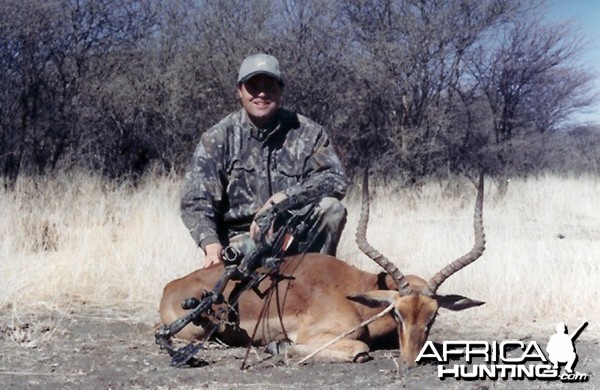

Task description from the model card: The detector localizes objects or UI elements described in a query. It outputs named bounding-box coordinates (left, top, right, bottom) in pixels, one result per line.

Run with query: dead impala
left=159, top=173, right=486, bottom=367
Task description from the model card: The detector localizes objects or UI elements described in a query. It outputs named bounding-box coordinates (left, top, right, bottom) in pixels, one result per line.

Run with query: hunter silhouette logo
left=546, top=321, right=588, bottom=374
left=416, top=320, right=589, bottom=382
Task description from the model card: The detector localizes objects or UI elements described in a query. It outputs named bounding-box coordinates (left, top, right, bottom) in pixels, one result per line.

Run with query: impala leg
left=290, top=333, right=371, bottom=363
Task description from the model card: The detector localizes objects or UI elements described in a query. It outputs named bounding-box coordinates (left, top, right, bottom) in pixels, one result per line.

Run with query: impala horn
left=355, top=168, right=413, bottom=295
left=424, top=173, right=486, bottom=296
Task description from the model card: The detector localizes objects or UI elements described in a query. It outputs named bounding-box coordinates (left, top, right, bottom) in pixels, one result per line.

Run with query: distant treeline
left=1, top=0, right=598, bottom=187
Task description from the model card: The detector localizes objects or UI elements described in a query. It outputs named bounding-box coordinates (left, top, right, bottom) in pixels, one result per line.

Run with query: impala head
left=351, top=170, right=486, bottom=368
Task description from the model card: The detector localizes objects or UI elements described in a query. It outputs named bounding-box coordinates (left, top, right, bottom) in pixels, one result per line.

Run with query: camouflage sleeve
left=284, top=128, right=348, bottom=201
left=180, top=130, right=224, bottom=251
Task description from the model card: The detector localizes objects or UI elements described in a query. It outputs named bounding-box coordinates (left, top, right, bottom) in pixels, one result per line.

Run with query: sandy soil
left=1, top=309, right=597, bottom=389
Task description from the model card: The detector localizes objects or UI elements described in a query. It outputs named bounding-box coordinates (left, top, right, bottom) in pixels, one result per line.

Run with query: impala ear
left=347, top=290, right=399, bottom=308
left=437, top=294, right=485, bottom=311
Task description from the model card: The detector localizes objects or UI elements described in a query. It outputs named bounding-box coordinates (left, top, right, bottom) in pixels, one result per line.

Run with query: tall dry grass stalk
left=1, top=172, right=598, bottom=338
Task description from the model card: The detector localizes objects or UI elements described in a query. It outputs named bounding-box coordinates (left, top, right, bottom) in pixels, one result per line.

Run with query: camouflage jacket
left=181, top=108, right=348, bottom=250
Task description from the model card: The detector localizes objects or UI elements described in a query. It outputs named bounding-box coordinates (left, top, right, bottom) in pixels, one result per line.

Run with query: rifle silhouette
left=569, top=321, right=588, bottom=341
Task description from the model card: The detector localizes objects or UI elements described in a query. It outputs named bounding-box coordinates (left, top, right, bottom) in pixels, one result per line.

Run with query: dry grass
left=1, top=172, right=598, bottom=339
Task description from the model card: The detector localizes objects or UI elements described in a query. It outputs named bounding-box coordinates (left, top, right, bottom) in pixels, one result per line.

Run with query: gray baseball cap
left=237, top=54, right=283, bottom=85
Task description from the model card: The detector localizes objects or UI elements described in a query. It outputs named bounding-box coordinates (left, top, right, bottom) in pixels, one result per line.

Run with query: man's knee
left=313, top=197, right=346, bottom=256
left=318, top=197, right=347, bottom=225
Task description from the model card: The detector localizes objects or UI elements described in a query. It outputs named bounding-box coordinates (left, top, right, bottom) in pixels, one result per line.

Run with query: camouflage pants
left=227, top=197, right=347, bottom=258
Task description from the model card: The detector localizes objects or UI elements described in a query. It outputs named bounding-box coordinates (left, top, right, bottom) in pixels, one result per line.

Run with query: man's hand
left=202, top=242, right=223, bottom=268
left=249, top=192, right=288, bottom=240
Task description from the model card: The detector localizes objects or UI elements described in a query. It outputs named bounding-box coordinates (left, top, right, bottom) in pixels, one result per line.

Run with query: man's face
left=238, top=74, right=282, bottom=127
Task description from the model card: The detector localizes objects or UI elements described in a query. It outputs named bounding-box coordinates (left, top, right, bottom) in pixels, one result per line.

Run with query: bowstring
left=239, top=204, right=323, bottom=369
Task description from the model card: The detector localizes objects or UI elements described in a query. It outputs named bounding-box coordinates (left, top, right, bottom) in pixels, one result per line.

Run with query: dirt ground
left=0, top=309, right=597, bottom=389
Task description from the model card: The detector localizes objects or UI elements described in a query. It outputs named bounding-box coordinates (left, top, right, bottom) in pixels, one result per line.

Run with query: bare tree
left=338, top=0, right=524, bottom=180
left=0, top=0, right=597, bottom=184
left=468, top=16, right=596, bottom=179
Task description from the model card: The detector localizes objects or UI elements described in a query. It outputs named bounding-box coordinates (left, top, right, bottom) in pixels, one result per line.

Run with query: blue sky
left=545, top=0, right=600, bottom=124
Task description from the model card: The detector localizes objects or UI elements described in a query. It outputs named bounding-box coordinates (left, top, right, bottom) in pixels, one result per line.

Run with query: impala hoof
left=265, top=339, right=293, bottom=355
left=353, top=351, right=372, bottom=363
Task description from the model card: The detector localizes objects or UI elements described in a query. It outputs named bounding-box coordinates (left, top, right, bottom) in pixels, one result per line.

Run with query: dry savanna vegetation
left=1, top=172, right=598, bottom=340
left=2, top=0, right=599, bottom=386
